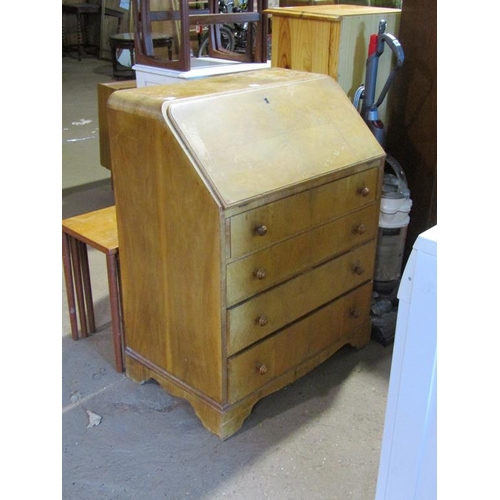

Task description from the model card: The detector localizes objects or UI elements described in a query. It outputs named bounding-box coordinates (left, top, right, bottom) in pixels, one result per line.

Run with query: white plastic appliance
left=375, top=225, right=437, bottom=500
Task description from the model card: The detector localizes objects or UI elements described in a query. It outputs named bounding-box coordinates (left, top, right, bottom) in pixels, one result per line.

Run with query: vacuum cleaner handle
left=378, top=32, right=404, bottom=68
left=372, top=32, right=405, bottom=109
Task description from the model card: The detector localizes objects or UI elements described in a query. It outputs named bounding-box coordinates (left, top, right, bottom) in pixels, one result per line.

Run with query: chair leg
left=62, top=234, right=79, bottom=341
left=106, top=253, right=124, bottom=372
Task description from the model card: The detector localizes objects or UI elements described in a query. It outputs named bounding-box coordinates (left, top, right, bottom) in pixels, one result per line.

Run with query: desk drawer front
left=227, top=240, right=375, bottom=355
left=226, top=204, right=378, bottom=307
left=227, top=282, right=372, bottom=403
left=229, top=167, right=379, bottom=259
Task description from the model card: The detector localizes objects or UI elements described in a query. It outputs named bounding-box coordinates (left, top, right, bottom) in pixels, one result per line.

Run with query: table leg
left=62, top=234, right=79, bottom=341
left=70, top=237, right=88, bottom=338
left=76, top=11, right=83, bottom=61
left=79, top=241, right=96, bottom=333
left=106, top=253, right=124, bottom=372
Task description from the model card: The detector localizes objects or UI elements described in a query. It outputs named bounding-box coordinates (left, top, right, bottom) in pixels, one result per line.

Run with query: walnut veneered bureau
left=108, top=68, right=386, bottom=439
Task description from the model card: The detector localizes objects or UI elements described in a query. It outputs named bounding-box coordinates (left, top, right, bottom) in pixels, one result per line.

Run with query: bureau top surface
left=109, top=68, right=385, bottom=207
left=265, top=4, right=401, bottom=20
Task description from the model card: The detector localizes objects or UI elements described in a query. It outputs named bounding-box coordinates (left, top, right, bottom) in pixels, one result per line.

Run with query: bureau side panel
left=108, top=103, right=224, bottom=403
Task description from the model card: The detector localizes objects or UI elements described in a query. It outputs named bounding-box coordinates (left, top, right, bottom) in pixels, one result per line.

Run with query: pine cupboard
left=266, top=4, right=401, bottom=124
left=108, top=68, right=385, bottom=439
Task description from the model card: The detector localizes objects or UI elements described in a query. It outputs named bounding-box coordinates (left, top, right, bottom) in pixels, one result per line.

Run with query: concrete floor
left=62, top=55, right=394, bottom=500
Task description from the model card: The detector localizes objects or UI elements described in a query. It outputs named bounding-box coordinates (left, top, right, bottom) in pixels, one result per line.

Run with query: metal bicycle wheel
left=197, top=25, right=235, bottom=57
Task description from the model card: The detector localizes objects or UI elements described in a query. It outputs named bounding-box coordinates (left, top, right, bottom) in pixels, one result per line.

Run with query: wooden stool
left=62, top=206, right=124, bottom=372
left=109, top=32, right=173, bottom=79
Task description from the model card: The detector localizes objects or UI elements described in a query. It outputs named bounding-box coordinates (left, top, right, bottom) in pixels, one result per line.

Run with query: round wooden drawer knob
left=354, top=224, right=366, bottom=235
left=257, top=315, right=268, bottom=327
left=257, top=363, right=268, bottom=375
left=358, top=186, right=370, bottom=197
left=353, top=265, right=365, bottom=275
left=350, top=308, right=361, bottom=319
left=256, top=225, right=268, bottom=236
left=254, top=268, right=267, bottom=280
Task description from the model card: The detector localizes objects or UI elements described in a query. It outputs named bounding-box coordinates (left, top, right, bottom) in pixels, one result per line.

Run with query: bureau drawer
left=227, top=282, right=373, bottom=403
left=229, top=167, right=379, bottom=259
left=227, top=240, right=376, bottom=355
left=226, top=204, right=378, bottom=307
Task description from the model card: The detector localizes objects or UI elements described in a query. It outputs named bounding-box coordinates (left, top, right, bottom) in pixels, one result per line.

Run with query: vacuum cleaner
left=353, top=20, right=412, bottom=346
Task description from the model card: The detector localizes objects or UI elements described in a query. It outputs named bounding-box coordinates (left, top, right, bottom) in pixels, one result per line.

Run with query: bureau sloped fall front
left=107, top=68, right=386, bottom=439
